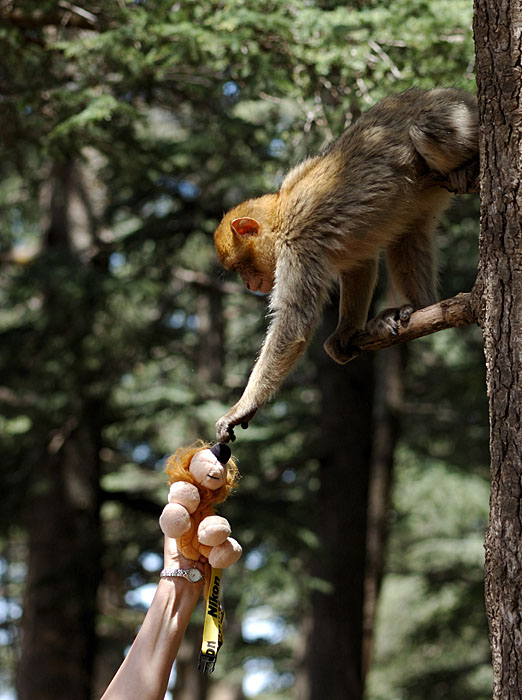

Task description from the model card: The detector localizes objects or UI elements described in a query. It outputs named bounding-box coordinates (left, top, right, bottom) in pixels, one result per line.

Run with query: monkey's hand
left=365, top=305, right=414, bottom=337
left=324, top=327, right=362, bottom=365
left=216, top=404, right=258, bottom=443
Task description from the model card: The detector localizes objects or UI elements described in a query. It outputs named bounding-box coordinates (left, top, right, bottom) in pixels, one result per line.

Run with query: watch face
left=187, top=568, right=203, bottom=583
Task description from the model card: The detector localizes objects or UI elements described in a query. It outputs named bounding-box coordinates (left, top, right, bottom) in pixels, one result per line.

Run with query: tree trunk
left=175, top=277, right=228, bottom=700
left=16, top=160, right=103, bottom=700
left=196, top=281, right=225, bottom=387
left=174, top=624, right=210, bottom=700
left=473, top=2, right=522, bottom=698
left=297, top=301, right=375, bottom=700
left=362, top=345, right=404, bottom=679
left=16, top=423, right=101, bottom=700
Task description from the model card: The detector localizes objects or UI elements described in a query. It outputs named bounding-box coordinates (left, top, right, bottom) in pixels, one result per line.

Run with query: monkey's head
left=214, top=194, right=278, bottom=294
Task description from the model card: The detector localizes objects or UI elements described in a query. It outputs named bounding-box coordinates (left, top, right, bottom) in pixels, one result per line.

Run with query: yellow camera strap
left=198, top=568, right=224, bottom=675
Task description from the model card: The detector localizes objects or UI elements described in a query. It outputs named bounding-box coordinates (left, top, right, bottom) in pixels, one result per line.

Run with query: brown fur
left=214, top=88, right=478, bottom=442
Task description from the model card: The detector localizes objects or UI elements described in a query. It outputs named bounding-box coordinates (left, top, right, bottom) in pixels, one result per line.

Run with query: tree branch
left=173, top=266, right=245, bottom=295
left=350, top=292, right=476, bottom=355
left=101, top=490, right=162, bottom=517
left=1, top=5, right=99, bottom=30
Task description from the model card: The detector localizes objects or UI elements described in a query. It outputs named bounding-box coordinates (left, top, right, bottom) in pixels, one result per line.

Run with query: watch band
left=160, top=567, right=203, bottom=583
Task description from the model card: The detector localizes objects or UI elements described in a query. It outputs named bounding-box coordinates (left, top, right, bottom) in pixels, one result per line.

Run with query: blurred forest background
left=0, top=1, right=490, bottom=699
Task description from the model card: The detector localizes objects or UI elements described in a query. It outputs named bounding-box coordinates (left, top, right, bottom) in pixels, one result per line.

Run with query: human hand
left=163, top=535, right=209, bottom=584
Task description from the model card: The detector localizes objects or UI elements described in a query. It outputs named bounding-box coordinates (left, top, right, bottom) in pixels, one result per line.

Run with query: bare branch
left=58, top=1, right=97, bottom=24
left=1, top=7, right=99, bottom=30
left=173, top=266, right=244, bottom=295
left=351, top=292, right=476, bottom=355
left=101, top=490, right=162, bottom=517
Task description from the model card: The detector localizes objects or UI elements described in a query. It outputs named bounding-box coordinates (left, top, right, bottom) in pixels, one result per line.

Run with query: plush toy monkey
left=159, top=442, right=242, bottom=568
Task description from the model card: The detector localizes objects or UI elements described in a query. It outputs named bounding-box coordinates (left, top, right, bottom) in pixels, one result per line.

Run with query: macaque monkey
left=214, top=87, right=478, bottom=442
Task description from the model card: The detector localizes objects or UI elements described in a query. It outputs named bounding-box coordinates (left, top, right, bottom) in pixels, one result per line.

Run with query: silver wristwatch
left=160, top=567, right=203, bottom=583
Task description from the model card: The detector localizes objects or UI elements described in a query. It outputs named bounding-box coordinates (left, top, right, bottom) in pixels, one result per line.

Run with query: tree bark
left=16, top=423, right=101, bottom=700
left=196, top=280, right=225, bottom=387
left=16, top=161, right=103, bottom=700
left=297, top=300, right=375, bottom=700
left=362, top=345, right=404, bottom=679
left=350, top=292, right=476, bottom=356
left=0, top=7, right=99, bottom=30
left=473, top=2, right=522, bottom=698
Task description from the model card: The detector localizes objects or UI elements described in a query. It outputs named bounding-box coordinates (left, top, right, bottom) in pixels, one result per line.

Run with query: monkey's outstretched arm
left=216, top=249, right=328, bottom=442
left=215, top=323, right=309, bottom=443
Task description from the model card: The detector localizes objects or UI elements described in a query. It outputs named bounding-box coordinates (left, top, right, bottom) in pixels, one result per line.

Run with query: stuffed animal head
left=189, top=444, right=231, bottom=490
left=165, top=441, right=239, bottom=508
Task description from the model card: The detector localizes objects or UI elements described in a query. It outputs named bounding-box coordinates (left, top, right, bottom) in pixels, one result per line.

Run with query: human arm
left=100, top=538, right=207, bottom=700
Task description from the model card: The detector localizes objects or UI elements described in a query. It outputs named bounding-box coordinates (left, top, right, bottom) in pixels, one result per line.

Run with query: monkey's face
left=238, top=261, right=274, bottom=294
left=214, top=196, right=278, bottom=295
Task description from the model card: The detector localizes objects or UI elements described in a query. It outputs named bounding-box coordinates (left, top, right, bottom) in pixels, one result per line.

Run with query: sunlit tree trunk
left=473, top=2, right=522, bottom=697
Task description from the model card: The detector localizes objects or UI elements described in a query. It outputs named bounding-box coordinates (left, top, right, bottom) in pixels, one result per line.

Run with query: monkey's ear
left=231, top=217, right=260, bottom=237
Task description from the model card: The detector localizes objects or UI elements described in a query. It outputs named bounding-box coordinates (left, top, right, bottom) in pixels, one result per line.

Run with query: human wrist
left=157, top=573, right=202, bottom=605
left=160, top=567, right=204, bottom=584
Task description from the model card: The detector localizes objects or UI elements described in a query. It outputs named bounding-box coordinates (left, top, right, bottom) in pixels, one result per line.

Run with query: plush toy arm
left=168, top=482, right=201, bottom=513
left=198, top=516, right=242, bottom=568
left=197, top=515, right=231, bottom=546
left=159, top=503, right=191, bottom=539
left=208, top=538, right=242, bottom=568
left=160, top=482, right=202, bottom=540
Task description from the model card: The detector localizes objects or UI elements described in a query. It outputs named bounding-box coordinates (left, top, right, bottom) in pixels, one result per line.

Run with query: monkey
left=213, top=87, right=478, bottom=442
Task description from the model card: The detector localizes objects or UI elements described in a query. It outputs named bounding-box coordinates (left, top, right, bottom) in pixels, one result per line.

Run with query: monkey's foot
left=365, top=305, right=413, bottom=338
left=446, top=161, right=479, bottom=194
left=431, top=159, right=479, bottom=194
left=324, top=329, right=361, bottom=365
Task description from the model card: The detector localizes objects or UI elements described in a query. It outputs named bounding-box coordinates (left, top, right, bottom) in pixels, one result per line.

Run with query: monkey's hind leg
left=366, top=214, right=441, bottom=338
left=324, top=258, right=378, bottom=364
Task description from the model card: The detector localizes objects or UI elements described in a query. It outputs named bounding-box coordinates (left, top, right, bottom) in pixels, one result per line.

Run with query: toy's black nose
left=210, top=442, right=231, bottom=464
